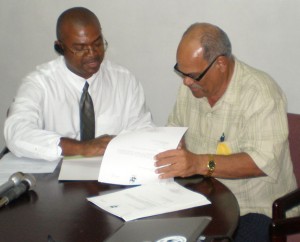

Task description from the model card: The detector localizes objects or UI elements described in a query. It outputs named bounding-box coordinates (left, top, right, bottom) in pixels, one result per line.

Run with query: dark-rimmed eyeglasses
left=174, top=55, right=224, bottom=82
left=60, top=36, right=108, bottom=57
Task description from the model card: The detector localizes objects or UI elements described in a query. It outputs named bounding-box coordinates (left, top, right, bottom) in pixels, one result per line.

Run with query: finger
left=96, top=134, right=111, bottom=140
left=157, top=170, right=178, bottom=179
left=154, top=157, right=176, bottom=167
left=155, top=149, right=180, bottom=160
left=102, top=136, right=115, bottom=143
left=155, top=163, right=173, bottom=174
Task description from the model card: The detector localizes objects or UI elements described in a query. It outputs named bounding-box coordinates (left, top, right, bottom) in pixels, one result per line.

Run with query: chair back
left=286, top=113, right=300, bottom=242
left=287, top=113, right=300, bottom=187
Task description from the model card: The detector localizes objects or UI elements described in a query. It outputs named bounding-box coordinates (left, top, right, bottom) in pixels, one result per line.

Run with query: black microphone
left=0, top=172, right=25, bottom=196
left=0, top=173, right=36, bottom=208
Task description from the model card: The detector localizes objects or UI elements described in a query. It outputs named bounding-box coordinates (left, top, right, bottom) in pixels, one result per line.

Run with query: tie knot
left=83, top=82, right=89, bottom=92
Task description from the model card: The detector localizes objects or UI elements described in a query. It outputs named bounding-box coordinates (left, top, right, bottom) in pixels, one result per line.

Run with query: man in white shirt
left=4, top=7, right=153, bottom=161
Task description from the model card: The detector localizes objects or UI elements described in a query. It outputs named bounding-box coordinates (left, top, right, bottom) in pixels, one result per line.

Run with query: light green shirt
left=168, top=58, right=298, bottom=217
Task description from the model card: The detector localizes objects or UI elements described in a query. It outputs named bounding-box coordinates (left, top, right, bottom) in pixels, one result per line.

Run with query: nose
left=86, top=46, right=97, bottom=55
left=183, top=76, right=195, bottom=87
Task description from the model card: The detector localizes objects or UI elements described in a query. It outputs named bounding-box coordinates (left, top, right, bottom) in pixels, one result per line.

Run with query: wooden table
left=0, top=165, right=239, bottom=242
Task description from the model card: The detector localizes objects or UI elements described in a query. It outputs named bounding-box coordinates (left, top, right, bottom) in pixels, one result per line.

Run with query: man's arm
left=154, top=149, right=265, bottom=179
left=123, top=75, right=153, bottom=129
left=59, top=135, right=114, bottom=157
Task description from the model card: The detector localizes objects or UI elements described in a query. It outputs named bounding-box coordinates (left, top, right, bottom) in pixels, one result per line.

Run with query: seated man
left=154, top=23, right=298, bottom=242
left=4, top=7, right=153, bottom=161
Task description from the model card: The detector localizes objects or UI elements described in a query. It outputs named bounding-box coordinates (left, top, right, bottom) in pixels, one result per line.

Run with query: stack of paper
left=0, top=152, right=60, bottom=185
left=58, top=156, right=102, bottom=181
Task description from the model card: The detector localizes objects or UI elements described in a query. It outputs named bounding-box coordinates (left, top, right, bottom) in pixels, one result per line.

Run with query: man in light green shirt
left=155, top=23, right=298, bottom=242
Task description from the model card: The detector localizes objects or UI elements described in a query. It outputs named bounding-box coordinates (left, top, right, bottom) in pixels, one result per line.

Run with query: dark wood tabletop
left=0, top=164, right=239, bottom=242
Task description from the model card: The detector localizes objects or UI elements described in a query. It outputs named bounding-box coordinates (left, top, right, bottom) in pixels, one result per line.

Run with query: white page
left=0, top=152, right=60, bottom=185
left=58, top=156, right=102, bottom=181
left=98, top=127, right=188, bottom=185
left=87, top=182, right=210, bottom=221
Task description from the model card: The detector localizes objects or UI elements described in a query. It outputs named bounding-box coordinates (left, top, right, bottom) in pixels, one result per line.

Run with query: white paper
left=58, top=156, right=102, bottom=181
left=0, top=152, right=60, bottom=185
left=87, top=182, right=210, bottom=221
left=98, top=127, right=188, bottom=185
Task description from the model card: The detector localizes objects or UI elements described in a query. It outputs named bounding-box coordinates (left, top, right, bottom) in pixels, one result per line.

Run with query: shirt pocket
left=216, top=139, right=241, bottom=155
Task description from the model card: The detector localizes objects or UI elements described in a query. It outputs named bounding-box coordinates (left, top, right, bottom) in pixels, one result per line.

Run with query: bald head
left=180, top=23, right=232, bottom=62
left=56, top=7, right=101, bottom=41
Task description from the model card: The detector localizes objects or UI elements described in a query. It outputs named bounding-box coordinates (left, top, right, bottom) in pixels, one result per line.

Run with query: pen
left=220, top=133, right=225, bottom=142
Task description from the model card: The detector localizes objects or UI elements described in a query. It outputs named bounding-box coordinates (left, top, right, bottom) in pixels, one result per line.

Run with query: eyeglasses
left=61, top=37, right=108, bottom=57
left=174, top=55, right=224, bottom=82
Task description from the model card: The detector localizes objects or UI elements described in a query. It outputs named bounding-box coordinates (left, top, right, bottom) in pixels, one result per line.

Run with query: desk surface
left=0, top=165, right=239, bottom=242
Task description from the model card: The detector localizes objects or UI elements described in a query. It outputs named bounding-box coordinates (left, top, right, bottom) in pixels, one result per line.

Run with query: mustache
left=83, top=56, right=101, bottom=64
left=190, top=83, right=202, bottom=89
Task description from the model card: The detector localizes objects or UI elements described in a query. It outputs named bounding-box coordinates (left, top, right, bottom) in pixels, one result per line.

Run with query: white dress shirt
left=4, top=57, right=153, bottom=161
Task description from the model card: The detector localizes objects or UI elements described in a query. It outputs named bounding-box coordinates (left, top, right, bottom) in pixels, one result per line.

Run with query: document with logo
left=87, top=182, right=211, bottom=221
left=98, top=127, right=188, bottom=185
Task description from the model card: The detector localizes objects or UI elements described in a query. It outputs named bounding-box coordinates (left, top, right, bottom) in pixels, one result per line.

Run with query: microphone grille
left=23, top=174, right=36, bottom=190
left=10, top=172, right=25, bottom=185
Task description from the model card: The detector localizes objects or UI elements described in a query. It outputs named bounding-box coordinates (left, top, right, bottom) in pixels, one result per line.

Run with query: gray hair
left=183, top=23, right=232, bottom=62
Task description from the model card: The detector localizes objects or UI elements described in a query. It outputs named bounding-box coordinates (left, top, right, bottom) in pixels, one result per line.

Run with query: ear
left=54, top=41, right=64, bottom=55
left=216, top=56, right=227, bottom=72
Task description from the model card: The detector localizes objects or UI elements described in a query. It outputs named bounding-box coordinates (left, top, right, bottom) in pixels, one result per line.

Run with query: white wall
left=1, top=0, right=300, bottom=149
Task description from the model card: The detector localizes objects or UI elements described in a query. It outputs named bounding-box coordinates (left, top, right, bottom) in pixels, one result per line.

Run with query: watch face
left=208, top=160, right=215, bottom=170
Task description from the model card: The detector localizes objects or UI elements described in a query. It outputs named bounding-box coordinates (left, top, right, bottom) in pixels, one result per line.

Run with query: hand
left=154, top=148, right=201, bottom=179
left=81, top=134, right=115, bottom=156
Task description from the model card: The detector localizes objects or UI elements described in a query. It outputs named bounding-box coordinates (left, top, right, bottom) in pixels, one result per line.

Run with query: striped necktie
left=80, top=82, right=95, bottom=141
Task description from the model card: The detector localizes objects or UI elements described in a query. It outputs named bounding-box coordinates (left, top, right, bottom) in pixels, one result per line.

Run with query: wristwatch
left=205, top=154, right=216, bottom=177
